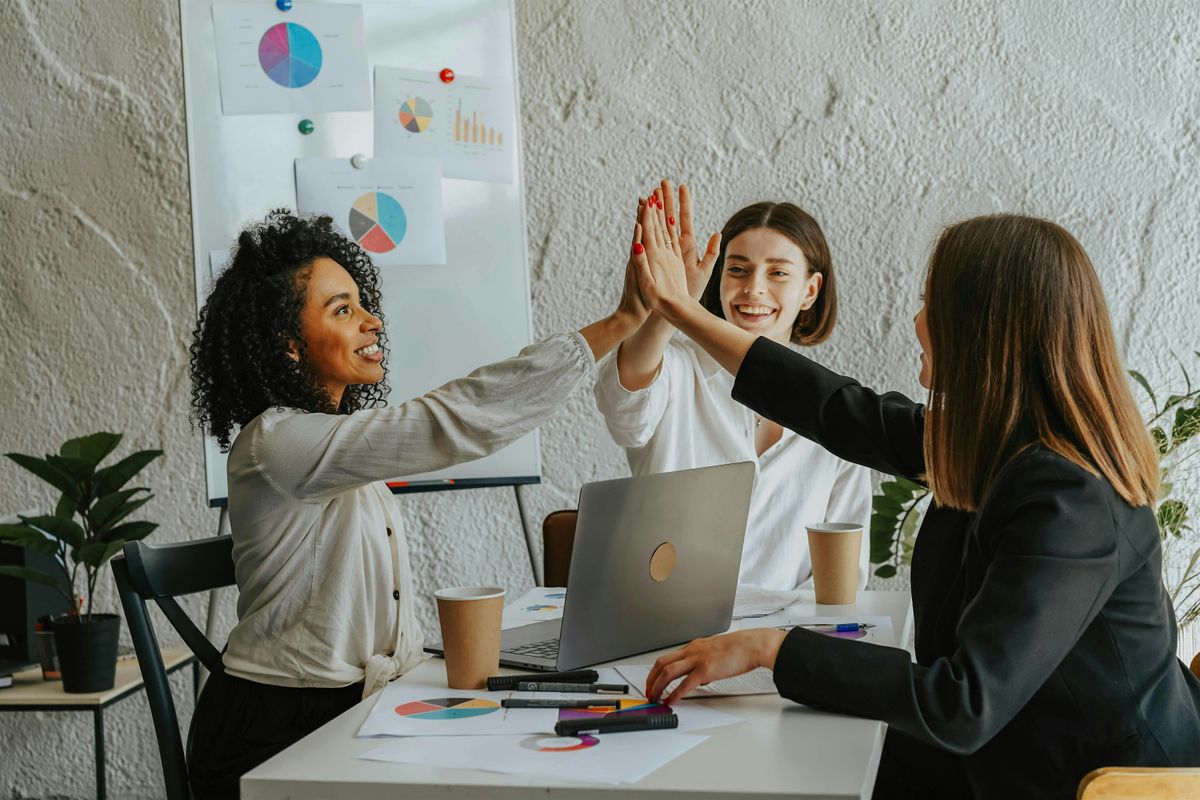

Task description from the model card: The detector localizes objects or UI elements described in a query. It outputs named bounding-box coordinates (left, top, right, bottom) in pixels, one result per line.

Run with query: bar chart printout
left=374, top=66, right=515, bottom=183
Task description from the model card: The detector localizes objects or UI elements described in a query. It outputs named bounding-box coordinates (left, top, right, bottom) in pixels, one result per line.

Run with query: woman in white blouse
left=595, top=183, right=871, bottom=591
left=185, top=210, right=647, bottom=798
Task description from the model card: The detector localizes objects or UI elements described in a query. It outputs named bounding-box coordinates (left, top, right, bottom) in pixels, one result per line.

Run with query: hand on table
left=646, top=628, right=787, bottom=706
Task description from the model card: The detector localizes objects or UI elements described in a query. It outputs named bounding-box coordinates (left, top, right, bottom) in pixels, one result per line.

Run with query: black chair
left=111, top=536, right=235, bottom=800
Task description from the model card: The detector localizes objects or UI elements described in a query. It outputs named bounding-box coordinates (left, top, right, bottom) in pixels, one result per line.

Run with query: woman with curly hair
left=186, top=209, right=647, bottom=798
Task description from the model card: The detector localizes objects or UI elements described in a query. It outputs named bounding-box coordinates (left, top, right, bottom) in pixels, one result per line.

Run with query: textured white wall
left=2, top=0, right=1199, bottom=796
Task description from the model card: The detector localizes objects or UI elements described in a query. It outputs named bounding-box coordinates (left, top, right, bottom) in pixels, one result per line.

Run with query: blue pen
left=779, top=623, right=875, bottom=632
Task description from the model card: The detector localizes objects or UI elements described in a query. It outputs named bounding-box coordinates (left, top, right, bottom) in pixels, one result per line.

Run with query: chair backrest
left=541, top=510, right=577, bottom=588
left=1077, top=767, right=1200, bottom=799
left=111, top=536, right=235, bottom=800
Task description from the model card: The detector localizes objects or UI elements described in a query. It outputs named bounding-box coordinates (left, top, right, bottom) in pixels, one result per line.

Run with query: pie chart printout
left=349, top=192, right=408, bottom=253
left=258, top=23, right=323, bottom=88
left=399, top=97, right=434, bottom=133
left=393, top=697, right=500, bottom=720
left=520, top=734, right=601, bottom=753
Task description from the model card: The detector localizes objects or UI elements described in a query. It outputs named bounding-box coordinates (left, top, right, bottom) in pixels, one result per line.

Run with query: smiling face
left=296, top=256, right=384, bottom=407
left=719, top=228, right=823, bottom=344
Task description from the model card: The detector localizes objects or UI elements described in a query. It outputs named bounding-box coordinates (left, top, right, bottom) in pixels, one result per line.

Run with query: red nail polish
left=668, top=216, right=675, bottom=225
left=634, top=243, right=644, bottom=254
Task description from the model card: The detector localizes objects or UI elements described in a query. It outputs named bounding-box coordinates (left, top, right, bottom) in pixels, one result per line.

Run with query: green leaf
left=4, top=453, right=79, bottom=497
left=873, top=564, right=897, bottom=579
left=59, top=432, right=122, bottom=470
left=72, top=540, right=126, bottom=568
left=871, top=495, right=904, bottom=519
left=1152, top=426, right=1170, bottom=455
left=1158, top=499, right=1189, bottom=539
left=1165, top=395, right=1187, bottom=412
left=1172, top=407, right=1200, bottom=447
left=894, top=476, right=927, bottom=493
left=0, top=565, right=63, bottom=590
left=98, top=520, right=157, bottom=545
left=45, top=454, right=94, bottom=484
left=0, top=524, right=59, bottom=557
left=881, top=481, right=916, bottom=504
left=94, top=449, right=162, bottom=497
left=17, top=515, right=85, bottom=547
left=54, top=492, right=77, bottom=520
left=1129, top=370, right=1157, bottom=409
left=87, top=490, right=151, bottom=536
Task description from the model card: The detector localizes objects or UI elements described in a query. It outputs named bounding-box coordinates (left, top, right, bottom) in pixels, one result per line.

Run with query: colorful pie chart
left=258, top=22, right=322, bottom=88
left=399, top=97, right=434, bottom=133
left=520, top=734, right=600, bottom=753
left=394, top=697, right=500, bottom=720
left=349, top=192, right=407, bottom=253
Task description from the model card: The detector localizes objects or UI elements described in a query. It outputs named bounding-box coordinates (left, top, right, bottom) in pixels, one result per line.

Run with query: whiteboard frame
left=179, top=0, right=540, bottom=506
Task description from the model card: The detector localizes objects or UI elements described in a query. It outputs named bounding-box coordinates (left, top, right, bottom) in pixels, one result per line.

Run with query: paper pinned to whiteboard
left=295, top=156, right=446, bottom=267
left=374, top=66, right=515, bottom=183
left=211, top=4, right=371, bottom=115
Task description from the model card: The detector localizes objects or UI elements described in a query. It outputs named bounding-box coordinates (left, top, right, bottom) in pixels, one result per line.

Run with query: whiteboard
left=180, top=0, right=538, bottom=505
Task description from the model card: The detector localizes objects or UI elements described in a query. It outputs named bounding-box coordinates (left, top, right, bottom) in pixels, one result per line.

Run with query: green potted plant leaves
left=0, top=432, right=162, bottom=692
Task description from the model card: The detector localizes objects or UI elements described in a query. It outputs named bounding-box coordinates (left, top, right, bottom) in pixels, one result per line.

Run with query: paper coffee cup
left=434, top=586, right=505, bottom=689
left=807, top=523, right=862, bottom=605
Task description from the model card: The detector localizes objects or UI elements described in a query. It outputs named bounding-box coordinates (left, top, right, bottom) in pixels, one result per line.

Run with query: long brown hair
left=923, top=214, right=1158, bottom=511
left=700, top=202, right=837, bottom=345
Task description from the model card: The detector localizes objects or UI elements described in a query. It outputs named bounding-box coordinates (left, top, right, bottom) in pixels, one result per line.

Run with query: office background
left=2, top=1, right=1199, bottom=796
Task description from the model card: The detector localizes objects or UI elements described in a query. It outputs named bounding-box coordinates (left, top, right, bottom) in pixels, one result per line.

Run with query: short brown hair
left=700, top=202, right=837, bottom=346
left=923, top=214, right=1158, bottom=511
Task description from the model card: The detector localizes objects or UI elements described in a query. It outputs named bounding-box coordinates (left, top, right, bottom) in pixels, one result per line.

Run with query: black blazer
left=732, top=337, right=1200, bottom=799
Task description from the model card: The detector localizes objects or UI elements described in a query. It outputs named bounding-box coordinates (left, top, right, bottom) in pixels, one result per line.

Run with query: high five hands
left=628, top=180, right=721, bottom=323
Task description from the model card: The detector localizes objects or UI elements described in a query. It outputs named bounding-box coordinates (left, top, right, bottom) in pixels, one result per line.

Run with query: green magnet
left=298, top=119, right=314, bottom=135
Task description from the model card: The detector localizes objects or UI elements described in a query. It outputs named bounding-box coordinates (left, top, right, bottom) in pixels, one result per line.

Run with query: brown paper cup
left=807, top=523, right=863, bottom=605
left=434, top=586, right=505, bottom=689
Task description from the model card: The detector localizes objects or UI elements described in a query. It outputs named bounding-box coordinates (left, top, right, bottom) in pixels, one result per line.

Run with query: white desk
left=243, top=590, right=912, bottom=800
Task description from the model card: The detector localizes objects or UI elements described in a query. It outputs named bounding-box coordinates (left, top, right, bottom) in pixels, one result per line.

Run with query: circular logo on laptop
left=649, top=542, right=677, bottom=582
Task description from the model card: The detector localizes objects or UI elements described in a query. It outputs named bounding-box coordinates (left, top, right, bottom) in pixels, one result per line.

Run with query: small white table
left=243, top=590, right=912, bottom=799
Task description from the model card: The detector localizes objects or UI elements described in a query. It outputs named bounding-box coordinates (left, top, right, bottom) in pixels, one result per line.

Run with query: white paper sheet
left=732, top=584, right=806, bottom=619
left=211, top=4, right=371, bottom=115
left=502, top=586, right=567, bottom=629
left=295, top=157, right=446, bottom=266
left=357, top=681, right=556, bottom=738
left=358, top=731, right=707, bottom=785
left=374, top=67, right=515, bottom=183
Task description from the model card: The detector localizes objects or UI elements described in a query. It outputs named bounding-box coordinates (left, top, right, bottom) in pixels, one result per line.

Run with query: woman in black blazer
left=631, top=198, right=1200, bottom=798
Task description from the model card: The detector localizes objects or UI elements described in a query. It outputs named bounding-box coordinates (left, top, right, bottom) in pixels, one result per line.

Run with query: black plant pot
left=51, top=613, right=121, bottom=693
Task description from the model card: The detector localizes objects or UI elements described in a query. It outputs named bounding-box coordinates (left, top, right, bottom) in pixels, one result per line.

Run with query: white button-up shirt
left=222, top=333, right=595, bottom=695
left=594, top=336, right=872, bottom=591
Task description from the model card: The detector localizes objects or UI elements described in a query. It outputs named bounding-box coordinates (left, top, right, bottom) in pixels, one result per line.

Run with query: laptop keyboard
left=504, top=638, right=559, bottom=658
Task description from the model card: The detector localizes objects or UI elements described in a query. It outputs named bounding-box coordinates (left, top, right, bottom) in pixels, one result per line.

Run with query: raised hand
left=660, top=180, right=721, bottom=301
left=615, top=202, right=650, bottom=326
left=632, top=188, right=693, bottom=320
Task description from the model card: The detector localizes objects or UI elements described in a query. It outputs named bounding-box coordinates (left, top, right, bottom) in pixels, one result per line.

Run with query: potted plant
left=0, top=432, right=162, bottom=692
left=869, top=358, right=1200, bottom=626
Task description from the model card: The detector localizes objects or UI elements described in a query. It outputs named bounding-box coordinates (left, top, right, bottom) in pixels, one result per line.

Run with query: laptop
left=425, top=462, right=755, bottom=671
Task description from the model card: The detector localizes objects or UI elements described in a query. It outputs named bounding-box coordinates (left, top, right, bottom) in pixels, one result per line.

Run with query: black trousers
left=187, top=669, right=363, bottom=799
left=873, top=727, right=974, bottom=799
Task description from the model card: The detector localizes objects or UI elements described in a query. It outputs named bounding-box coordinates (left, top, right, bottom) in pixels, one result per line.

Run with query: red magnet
left=439, top=68, right=455, bottom=83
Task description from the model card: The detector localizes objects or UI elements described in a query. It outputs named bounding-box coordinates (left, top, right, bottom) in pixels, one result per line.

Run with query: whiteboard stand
left=513, top=484, right=542, bottom=587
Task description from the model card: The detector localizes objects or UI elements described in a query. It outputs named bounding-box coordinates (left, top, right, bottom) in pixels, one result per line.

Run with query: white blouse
left=222, top=332, right=596, bottom=697
left=594, top=336, right=872, bottom=591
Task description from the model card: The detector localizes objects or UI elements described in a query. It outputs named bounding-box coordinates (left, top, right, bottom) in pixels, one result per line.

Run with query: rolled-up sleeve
left=257, top=332, right=596, bottom=500
left=592, top=347, right=672, bottom=449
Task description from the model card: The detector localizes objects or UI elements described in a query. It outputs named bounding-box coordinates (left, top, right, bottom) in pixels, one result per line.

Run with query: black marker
left=517, top=681, right=628, bottom=694
left=555, top=713, right=678, bottom=736
left=502, top=698, right=620, bottom=709
left=486, top=669, right=599, bottom=691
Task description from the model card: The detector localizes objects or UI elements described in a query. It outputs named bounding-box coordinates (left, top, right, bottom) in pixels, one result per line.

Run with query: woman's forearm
left=662, top=299, right=758, bottom=377
left=578, top=311, right=642, bottom=361
left=616, top=313, right=676, bottom=390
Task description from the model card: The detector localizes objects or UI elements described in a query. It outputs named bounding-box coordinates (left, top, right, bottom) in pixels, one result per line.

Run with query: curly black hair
left=189, top=210, right=389, bottom=451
